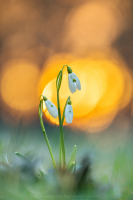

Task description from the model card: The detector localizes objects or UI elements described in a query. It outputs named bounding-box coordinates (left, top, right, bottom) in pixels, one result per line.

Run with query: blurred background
left=0, top=0, right=133, bottom=198
left=0, top=0, right=133, bottom=132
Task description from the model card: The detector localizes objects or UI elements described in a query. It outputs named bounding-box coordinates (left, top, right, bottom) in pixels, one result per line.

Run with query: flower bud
left=67, top=66, right=72, bottom=74
left=67, top=99, right=72, bottom=105
left=39, top=99, right=43, bottom=118
left=43, top=96, right=48, bottom=101
left=56, top=70, right=62, bottom=90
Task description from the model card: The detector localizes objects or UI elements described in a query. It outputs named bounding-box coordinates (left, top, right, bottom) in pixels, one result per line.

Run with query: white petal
left=68, top=74, right=76, bottom=94
left=70, top=72, right=75, bottom=80
left=65, top=105, right=73, bottom=124
left=72, top=73, right=81, bottom=90
left=75, top=76, right=81, bottom=90
left=45, top=100, right=58, bottom=118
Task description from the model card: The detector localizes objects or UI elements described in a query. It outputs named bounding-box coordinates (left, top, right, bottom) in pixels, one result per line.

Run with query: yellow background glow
left=39, top=53, right=132, bottom=132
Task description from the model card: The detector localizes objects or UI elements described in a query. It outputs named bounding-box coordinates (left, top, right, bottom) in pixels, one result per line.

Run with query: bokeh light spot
left=1, top=60, right=40, bottom=112
left=65, top=1, right=126, bottom=51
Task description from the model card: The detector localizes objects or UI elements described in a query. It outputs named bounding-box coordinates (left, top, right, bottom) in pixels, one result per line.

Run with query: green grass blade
left=67, top=145, right=77, bottom=170
left=15, top=152, right=31, bottom=163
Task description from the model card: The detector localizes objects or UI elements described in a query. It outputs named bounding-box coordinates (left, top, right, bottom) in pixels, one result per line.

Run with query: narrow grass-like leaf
left=67, top=145, right=77, bottom=170
left=15, top=152, right=31, bottom=163
left=69, top=161, right=76, bottom=172
left=74, top=160, right=76, bottom=172
left=37, top=169, right=45, bottom=178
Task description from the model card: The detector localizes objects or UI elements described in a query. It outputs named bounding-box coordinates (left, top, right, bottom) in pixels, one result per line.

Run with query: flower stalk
left=57, top=89, right=66, bottom=168
left=39, top=100, right=57, bottom=170
left=39, top=65, right=81, bottom=171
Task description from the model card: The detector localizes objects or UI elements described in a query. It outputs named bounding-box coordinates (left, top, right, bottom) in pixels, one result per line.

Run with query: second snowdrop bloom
left=43, top=96, right=58, bottom=118
left=65, top=103, right=73, bottom=124
left=67, top=66, right=81, bottom=94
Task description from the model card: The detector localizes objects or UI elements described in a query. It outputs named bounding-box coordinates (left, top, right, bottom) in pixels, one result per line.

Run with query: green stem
left=62, top=65, right=68, bottom=70
left=57, top=89, right=65, bottom=168
left=39, top=115, right=56, bottom=170
left=56, top=65, right=68, bottom=168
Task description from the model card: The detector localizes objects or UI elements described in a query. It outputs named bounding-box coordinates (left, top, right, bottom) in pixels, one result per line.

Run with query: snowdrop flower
left=43, top=96, right=58, bottom=118
left=65, top=100, right=73, bottom=124
left=67, top=66, right=81, bottom=94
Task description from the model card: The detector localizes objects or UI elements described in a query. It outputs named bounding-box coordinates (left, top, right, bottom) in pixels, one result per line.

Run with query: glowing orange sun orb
left=39, top=53, right=132, bottom=132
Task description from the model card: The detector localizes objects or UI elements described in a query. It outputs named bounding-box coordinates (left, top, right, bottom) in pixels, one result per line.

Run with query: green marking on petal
left=73, top=79, right=76, bottom=82
left=69, top=110, right=71, bottom=113
left=51, top=105, right=53, bottom=107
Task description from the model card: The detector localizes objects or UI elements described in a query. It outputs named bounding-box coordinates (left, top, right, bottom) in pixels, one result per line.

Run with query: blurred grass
left=0, top=125, right=133, bottom=200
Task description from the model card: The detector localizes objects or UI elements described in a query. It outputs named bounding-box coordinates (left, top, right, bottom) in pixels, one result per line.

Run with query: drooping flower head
left=65, top=99, right=73, bottom=124
left=67, top=66, right=81, bottom=94
left=43, top=96, right=58, bottom=118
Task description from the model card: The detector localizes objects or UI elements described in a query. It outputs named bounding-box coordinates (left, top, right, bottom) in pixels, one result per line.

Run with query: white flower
left=45, top=100, right=58, bottom=118
left=68, top=72, right=81, bottom=94
left=65, top=104, right=73, bottom=124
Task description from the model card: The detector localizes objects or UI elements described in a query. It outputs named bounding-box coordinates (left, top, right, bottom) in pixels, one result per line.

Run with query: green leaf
left=69, top=161, right=76, bottom=172
left=67, top=145, right=77, bottom=170
left=37, top=169, right=44, bottom=178
left=61, top=96, right=70, bottom=124
left=56, top=70, right=62, bottom=90
left=39, top=99, right=43, bottom=118
left=15, top=152, right=31, bottom=163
